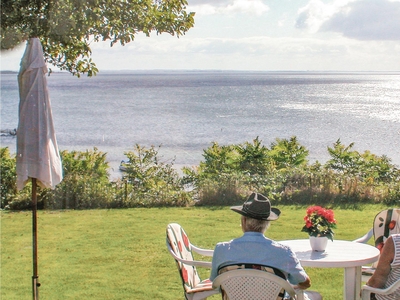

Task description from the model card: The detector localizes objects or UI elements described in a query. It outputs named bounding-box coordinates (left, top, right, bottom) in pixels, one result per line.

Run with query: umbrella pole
left=32, top=178, right=40, bottom=300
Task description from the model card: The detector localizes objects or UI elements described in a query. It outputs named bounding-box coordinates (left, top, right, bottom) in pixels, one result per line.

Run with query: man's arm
left=367, top=236, right=395, bottom=288
left=287, top=248, right=312, bottom=289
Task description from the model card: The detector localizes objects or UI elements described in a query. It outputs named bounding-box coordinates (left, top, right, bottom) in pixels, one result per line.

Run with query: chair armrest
left=166, top=240, right=212, bottom=268
left=361, top=279, right=400, bottom=299
left=191, top=244, right=214, bottom=257
left=361, top=286, right=373, bottom=300
left=294, top=288, right=304, bottom=300
left=353, top=228, right=373, bottom=243
left=362, top=266, right=376, bottom=275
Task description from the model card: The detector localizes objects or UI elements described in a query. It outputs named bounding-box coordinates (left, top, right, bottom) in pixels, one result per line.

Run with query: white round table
left=279, top=239, right=380, bottom=300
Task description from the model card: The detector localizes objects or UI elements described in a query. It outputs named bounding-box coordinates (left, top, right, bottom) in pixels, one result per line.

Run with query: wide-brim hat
left=231, top=192, right=281, bottom=221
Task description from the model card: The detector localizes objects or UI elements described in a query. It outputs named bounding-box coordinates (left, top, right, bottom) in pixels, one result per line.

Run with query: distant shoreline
left=2, top=69, right=400, bottom=75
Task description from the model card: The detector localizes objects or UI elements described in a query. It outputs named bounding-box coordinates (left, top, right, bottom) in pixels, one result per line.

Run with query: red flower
left=389, top=220, right=396, bottom=230
left=305, top=219, right=313, bottom=228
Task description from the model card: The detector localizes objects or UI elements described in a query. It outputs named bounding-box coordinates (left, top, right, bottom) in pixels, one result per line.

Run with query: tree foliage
left=120, top=144, right=191, bottom=206
left=1, top=0, right=195, bottom=76
left=269, top=136, right=309, bottom=170
left=235, top=136, right=271, bottom=175
left=198, top=142, right=238, bottom=178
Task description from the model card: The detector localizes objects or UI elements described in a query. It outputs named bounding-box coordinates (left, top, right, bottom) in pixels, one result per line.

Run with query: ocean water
left=1, top=71, right=400, bottom=179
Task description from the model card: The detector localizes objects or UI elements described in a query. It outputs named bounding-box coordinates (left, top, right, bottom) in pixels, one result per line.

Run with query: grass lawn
left=1, top=204, right=387, bottom=299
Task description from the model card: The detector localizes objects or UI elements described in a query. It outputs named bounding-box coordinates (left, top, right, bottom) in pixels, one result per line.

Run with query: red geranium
left=301, top=206, right=337, bottom=241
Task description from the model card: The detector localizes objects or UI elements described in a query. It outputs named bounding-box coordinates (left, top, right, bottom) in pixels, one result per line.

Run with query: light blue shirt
left=210, top=232, right=308, bottom=285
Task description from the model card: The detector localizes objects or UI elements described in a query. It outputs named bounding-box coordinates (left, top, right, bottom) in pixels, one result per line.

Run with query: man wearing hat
left=210, top=192, right=321, bottom=299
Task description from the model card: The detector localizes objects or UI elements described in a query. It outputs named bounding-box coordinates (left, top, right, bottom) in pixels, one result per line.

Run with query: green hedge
left=1, top=137, right=399, bottom=209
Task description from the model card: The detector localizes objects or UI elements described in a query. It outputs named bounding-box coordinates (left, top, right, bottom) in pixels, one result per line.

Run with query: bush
left=186, top=138, right=400, bottom=205
left=47, top=148, right=113, bottom=209
left=0, top=148, right=17, bottom=208
left=1, top=137, right=399, bottom=209
left=117, top=144, right=192, bottom=207
left=194, top=173, right=248, bottom=206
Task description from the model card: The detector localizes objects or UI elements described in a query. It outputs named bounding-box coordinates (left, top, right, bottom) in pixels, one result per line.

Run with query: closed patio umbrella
left=16, top=37, right=63, bottom=300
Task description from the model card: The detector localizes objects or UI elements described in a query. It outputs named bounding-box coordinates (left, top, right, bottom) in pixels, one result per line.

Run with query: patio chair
left=166, top=223, right=219, bottom=300
left=361, top=278, right=400, bottom=300
left=353, top=208, right=400, bottom=279
left=212, top=269, right=307, bottom=300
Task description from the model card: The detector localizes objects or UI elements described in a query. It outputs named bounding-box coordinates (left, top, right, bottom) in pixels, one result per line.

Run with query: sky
left=1, top=0, right=400, bottom=72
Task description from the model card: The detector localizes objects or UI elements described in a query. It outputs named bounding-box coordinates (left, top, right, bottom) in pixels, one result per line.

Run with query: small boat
left=119, top=160, right=131, bottom=172
left=0, top=128, right=17, bottom=136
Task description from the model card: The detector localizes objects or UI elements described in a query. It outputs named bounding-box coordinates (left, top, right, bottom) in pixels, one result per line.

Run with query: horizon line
left=2, top=69, right=400, bottom=74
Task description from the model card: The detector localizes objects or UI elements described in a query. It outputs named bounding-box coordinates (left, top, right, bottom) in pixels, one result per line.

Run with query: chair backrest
left=212, top=269, right=296, bottom=300
left=166, top=223, right=202, bottom=293
left=373, top=209, right=400, bottom=249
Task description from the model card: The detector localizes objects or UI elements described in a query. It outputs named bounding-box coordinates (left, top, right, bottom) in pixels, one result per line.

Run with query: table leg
left=344, top=266, right=362, bottom=300
left=355, top=266, right=362, bottom=300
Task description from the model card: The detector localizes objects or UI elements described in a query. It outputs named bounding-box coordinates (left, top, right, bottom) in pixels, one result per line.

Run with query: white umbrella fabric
left=16, top=37, right=63, bottom=300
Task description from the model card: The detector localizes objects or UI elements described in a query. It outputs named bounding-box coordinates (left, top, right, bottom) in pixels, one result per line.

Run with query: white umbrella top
left=16, top=38, right=63, bottom=191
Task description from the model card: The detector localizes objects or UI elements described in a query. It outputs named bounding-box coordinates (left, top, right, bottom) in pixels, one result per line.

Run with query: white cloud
left=296, top=0, right=400, bottom=40
left=321, top=0, right=400, bottom=40
left=87, top=34, right=400, bottom=71
left=3, top=32, right=398, bottom=72
left=295, top=0, right=356, bottom=33
left=188, top=0, right=269, bottom=16
left=188, top=0, right=230, bottom=5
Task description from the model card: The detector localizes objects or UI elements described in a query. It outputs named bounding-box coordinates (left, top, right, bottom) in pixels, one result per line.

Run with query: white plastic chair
left=166, top=223, right=219, bottom=300
left=354, top=209, right=400, bottom=246
left=212, top=269, right=307, bottom=300
left=353, top=208, right=400, bottom=280
left=361, top=278, right=400, bottom=299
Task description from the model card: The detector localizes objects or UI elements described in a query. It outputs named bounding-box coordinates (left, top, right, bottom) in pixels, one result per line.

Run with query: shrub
left=0, top=147, right=17, bottom=208
left=194, top=173, right=248, bottom=206
left=189, top=138, right=400, bottom=205
left=47, top=148, right=113, bottom=209
left=234, top=137, right=271, bottom=176
left=118, top=144, right=192, bottom=207
left=269, top=136, right=309, bottom=170
left=1, top=137, right=399, bottom=209
left=198, top=142, right=238, bottom=178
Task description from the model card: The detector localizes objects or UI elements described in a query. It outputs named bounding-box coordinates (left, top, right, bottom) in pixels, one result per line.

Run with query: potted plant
left=301, top=206, right=337, bottom=251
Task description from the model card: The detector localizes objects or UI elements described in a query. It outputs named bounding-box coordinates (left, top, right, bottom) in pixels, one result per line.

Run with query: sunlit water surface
left=2, top=71, right=399, bottom=179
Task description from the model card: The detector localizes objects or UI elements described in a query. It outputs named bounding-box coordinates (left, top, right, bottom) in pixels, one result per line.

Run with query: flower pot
left=309, top=236, right=329, bottom=252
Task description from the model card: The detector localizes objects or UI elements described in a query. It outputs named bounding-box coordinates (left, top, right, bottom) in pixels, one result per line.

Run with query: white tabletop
left=279, top=239, right=380, bottom=268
